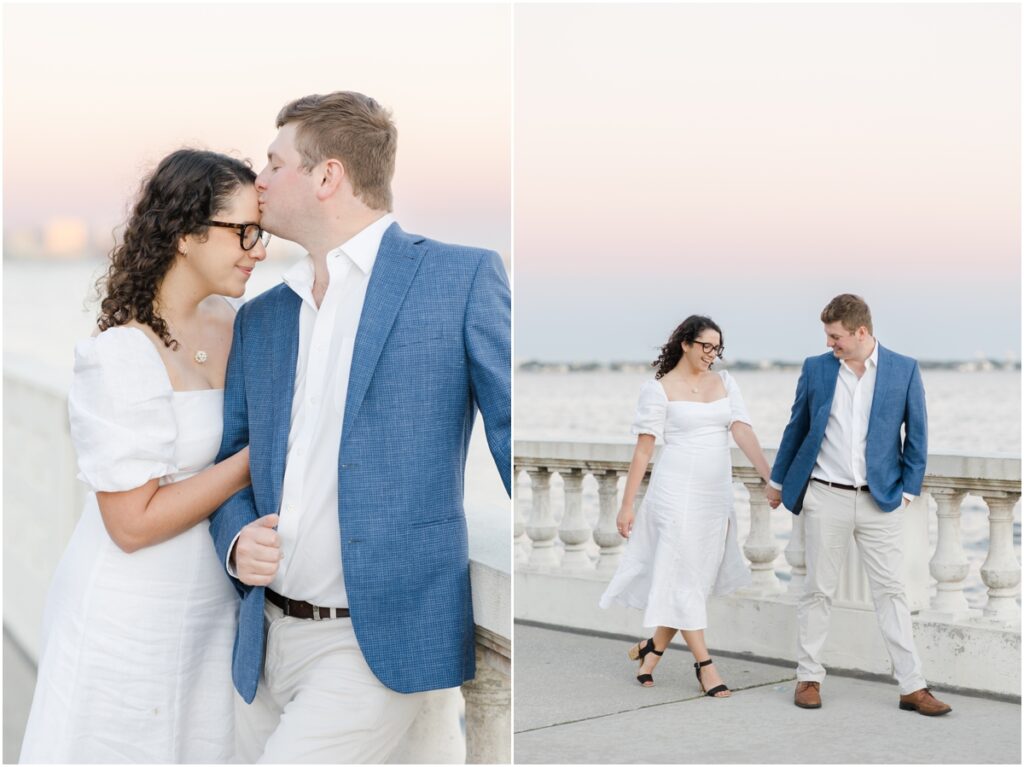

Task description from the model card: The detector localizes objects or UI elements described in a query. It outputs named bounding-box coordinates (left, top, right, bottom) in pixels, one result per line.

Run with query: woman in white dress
left=20, top=149, right=268, bottom=763
left=599, top=315, right=773, bottom=697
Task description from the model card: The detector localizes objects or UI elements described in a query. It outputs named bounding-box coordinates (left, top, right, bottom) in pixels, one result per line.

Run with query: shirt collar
left=838, top=338, right=879, bottom=375
left=866, top=339, right=879, bottom=369
left=282, top=213, right=395, bottom=293
left=326, top=213, right=395, bottom=275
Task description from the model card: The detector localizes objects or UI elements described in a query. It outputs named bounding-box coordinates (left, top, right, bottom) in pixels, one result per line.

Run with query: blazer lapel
left=817, top=354, right=841, bottom=426
left=867, top=342, right=889, bottom=432
left=342, top=223, right=425, bottom=443
left=270, top=289, right=301, bottom=509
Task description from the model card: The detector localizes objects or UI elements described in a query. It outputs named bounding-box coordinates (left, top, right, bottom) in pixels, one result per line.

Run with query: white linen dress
left=19, top=327, right=237, bottom=763
left=599, top=371, right=753, bottom=629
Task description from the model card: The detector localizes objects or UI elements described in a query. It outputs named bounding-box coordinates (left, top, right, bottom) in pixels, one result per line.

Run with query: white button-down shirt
left=258, top=214, right=393, bottom=607
left=770, top=341, right=914, bottom=502
left=812, top=341, right=879, bottom=488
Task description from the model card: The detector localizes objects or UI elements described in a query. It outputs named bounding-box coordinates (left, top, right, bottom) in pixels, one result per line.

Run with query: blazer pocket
left=408, top=515, right=463, bottom=529
left=393, top=335, right=444, bottom=349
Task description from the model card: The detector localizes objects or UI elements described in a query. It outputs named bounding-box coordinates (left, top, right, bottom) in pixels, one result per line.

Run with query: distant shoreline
left=517, top=360, right=1021, bottom=373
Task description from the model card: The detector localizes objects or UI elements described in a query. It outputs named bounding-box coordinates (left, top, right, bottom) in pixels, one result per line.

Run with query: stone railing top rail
left=514, top=439, right=1022, bottom=487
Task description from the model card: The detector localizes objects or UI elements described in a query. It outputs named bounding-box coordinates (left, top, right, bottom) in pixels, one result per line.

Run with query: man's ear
left=315, top=159, right=345, bottom=201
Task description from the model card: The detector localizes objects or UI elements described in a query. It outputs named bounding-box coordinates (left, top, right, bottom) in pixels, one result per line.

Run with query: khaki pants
left=235, top=601, right=428, bottom=763
left=797, top=481, right=927, bottom=695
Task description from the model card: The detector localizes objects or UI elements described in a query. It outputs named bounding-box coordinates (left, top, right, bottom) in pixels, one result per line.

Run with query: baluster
left=741, top=479, right=782, bottom=594
left=593, top=470, right=624, bottom=573
left=785, top=511, right=806, bottom=598
left=558, top=469, right=593, bottom=570
left=462, top=642, right=511, bottom=764
left=980, top=491, right=1022, bottom=622
left=926, top=487, right=972, bottom=618
left=513, top=466, right=530, bottom=564
left=525, top=467, right=559, bottom=569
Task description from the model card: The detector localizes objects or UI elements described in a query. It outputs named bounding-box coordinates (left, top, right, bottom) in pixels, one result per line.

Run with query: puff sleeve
left=631, top=379, right=667, bottom=441
left=68, top=327, right=178, bottom=492
left=721, top=370, right=752, bottom=427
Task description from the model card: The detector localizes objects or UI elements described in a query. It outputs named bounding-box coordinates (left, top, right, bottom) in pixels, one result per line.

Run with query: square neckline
left=656, top=375, right=728, bottom=405
left=103, top=326, right=225, bottom=395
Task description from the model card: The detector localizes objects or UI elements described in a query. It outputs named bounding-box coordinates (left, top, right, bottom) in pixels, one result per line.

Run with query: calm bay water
left=516, top=368, right=1021, bottom=454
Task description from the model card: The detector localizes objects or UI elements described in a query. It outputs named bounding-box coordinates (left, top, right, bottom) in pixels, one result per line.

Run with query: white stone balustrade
left=524, top=467, right=558, bottom=569
left=741, top=478, right=782, bottom=595
left=595, top=470, right=626, bottom=573
left=980, top=491, right=1022, bottom=623
left=558, top=469, right=591, bottom=570
left=515, top=439, right=1021, bottom=696
left=927, top=487, right=971, bottom=618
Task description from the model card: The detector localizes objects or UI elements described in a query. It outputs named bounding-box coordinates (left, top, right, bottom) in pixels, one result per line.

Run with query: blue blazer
left=770, top=344, right=927, bottom=515
left=210, top=223, right=511, bottom=702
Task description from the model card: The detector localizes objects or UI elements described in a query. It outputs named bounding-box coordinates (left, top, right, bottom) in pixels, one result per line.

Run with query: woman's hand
left=616, top=506, right=635, bottom=539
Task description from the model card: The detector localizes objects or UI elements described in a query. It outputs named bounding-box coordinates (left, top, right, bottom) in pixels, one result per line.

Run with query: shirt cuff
left=902, top=493, right=916, bottom=504
left=225, top=530, right=243, bottom=578
left=769, top=480, right=783, bottom=491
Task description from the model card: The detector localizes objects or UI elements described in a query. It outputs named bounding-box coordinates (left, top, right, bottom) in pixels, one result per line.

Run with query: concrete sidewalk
left=514, top=623, right=1022, bottom=764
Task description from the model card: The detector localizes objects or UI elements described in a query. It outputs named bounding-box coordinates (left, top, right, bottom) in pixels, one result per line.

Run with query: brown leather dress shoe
left=794, top=681, right=822, bottom=709
left=899, top=688, right=952, bottom=716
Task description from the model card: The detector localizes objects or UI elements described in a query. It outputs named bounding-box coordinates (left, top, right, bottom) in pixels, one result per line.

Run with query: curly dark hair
left=652, top=315, right=724, bottom=379
left=96, top=149, right=256, bottom=348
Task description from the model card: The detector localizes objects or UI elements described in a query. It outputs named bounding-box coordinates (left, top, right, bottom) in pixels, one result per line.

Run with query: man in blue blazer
left=209, top=92, right=511, bottom=761
left=767, top=294, right=950, bottom=716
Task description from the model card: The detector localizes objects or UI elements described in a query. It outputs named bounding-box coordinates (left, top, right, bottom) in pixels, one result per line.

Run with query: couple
left=600, top=296, right=951, bottom=716
left=20, top=91, right=511, bottom=763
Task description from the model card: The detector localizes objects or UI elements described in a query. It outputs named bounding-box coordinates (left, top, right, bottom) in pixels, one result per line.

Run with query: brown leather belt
left=812, top=478, right=870, bottom=493
left=266, top=589, right=350, bottom=620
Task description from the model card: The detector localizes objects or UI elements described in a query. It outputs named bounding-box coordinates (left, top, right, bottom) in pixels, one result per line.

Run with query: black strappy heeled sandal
left=628, top=637, right=664, bottom=686
left=694, top=658, right=730, bottom=698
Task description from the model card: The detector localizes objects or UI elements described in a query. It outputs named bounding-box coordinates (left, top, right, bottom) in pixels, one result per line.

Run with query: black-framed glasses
left=204, top=221, right=271, bottom=251
left=692, top=341, right=725, bottom=359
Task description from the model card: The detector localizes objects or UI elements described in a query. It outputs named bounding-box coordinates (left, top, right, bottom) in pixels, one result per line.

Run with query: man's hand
left=233, top=514, right=282, bottom=586
left=765, top=485, right=782, bottom=509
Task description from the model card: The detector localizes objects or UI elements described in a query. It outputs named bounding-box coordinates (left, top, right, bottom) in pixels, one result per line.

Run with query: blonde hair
left=277, top=91, right=397, bottom=210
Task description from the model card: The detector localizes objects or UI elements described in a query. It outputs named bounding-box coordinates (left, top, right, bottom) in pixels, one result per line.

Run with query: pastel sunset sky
left=4, top=3, right=510, bottom=259
left=515, top=3, right=1020, bottom=362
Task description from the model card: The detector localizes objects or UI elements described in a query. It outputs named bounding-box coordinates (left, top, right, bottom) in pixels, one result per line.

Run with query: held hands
left=233, top=514, right=282, bottom=586
left=616, top=506, right=635, bottom=539
left=765, top=484, right=782, bottom=509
